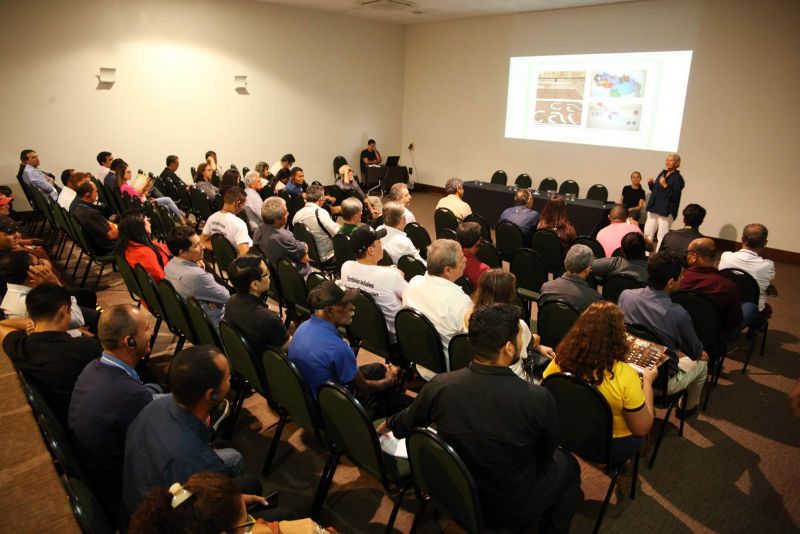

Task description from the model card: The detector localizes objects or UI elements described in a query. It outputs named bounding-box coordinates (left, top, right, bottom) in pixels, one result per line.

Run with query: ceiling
left=255, top=0, right=639, bottom=24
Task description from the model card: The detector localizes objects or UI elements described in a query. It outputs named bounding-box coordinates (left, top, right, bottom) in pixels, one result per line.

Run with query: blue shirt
left=122, top=395, right=225, bottom=518
left=499, top=206, right=540, bottom=245
left=164, top=257, right=230, bottom=304
left=288, top=316, right=357, bottom=398
left=284, top=181, right=304, bottom=197
left=22, top=164, right=57, bottom=201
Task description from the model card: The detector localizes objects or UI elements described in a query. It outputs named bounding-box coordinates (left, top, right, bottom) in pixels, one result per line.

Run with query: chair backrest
left=186, top=297, right=222, bottom=348
left=719, top=268, right=760, bottom=305
left=219, top=320, right=267, bottom=398
left=292, top=222, right=324, bottom=264
left=463, top=213, right=492, bottom=243
left=495, top=221, right=524, bottom=261
left=475, top=240, right=501, bottom=269
left=142, top=201, right=164, bottom=239
left=612, top=247, right=624, bottom=258
left=306, top=271, right=328, bottom=293
left=602, top=274, right=646, bottom=304
left=395, top=308, right=447, bottom=374
left=538, top=177, right=558, bottom=192
left=670, top=291, right=722, bottom=351
left=510, top=248, right=548, bottom=294
left=455, top=275, right=473, bottom=295
left=134, top=264, right=167, bottom=321
left=116, top=254, right=141, bottom=300
left=276, top=259, right=310, bottom=317
left=558, top=179, right=580, bottom=196
left=333, top=155, right=348, bottom=179
left=514, top=173, right=532, bottom=189
left=65, top=477, right=116, bottom=534
left=448, top=333, right=473, bottom=372
left=434, top=208, right=459, bottom=239
left=157, top=279, right=198, bottom=344
left=332, top=233, right=356, bottom=271
left=156, top=204, right=177, bottom=238
left=378, top=250, right=393, bottom=266
left=489, top=170, right=507, bottom=185
left=586, top=184, right=609, bottom=202
left=537, top=299, right=581, bottom=348
left=211, top=233, right=237, bottom=278
left=404, top=222, right=432, bottom=259
left=575, top=235, right=605, bottom=258
left=397, top=254, right=427, bottom=282
left=407, top=428, right=485, bottom=534
left=541, top=373, right=613, bottom=464
left=531, top=230, right=564, bottom=275
left=348, top=290, right=392, bottom=358
left=190, top=186, right=215, bottom=220
left=317, top=382, right=388, bottom=485
left=262, top=348, right=322, bottom=440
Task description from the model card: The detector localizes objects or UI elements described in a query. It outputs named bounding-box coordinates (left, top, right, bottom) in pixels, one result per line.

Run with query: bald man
left=594, top=204, right=650, bottom=257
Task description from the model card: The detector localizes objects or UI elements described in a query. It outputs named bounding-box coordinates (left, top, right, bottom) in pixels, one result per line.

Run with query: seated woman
left=255, top=161, right=274, bottom=199
left=113, top=159, right=187, bottom=224
left=335, top=164, right=382, bottom=219
left=219, top=168, right=241, bottom=198
left=537, top=194, right=577, bottom=253
left=119, top=208, right=171, bottom=282
left=472, top=269, right=555, bottom=381
left=273, top=167, right=290, bottom=193
left=194, top=162, right=219, bottom=201
left=620, top=171, right=646, bottom=222
left=543, top=301, right=657, bottom=462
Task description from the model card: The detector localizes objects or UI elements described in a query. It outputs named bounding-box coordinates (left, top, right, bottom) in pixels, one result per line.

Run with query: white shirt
left=57, top=187, right=77, bottom=210
left=292, top=203, right=340, bottom=260
left=1, top=283, right=84, bottom=337
left=202, top=211, right=253, bottom=249
left=436, top=194, right=472, bottom=222
left=274, top=181, right=286, bottom=193
left=718, top=248, right=775, bottom=310
left=380, top=225, right=425, bottom=266
left=402, top=273, right=473, bottom=380
left=509, top=319, right=534, bottom=381
left=340, top=261, right=407, bottom=338
left=403, top=207, right=417, bottom=225
left=244, top=188, right=263, bottom=232
left=97, top=166, right=110, bottom=179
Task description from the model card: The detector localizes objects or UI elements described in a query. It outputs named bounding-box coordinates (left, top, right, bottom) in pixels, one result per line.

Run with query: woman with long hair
left=219, top=168, right=242, bottom=198
left=543, top=301, right=657, bottom=462
left=194, top=162, right=219, bottom=200
left=536, top=194, right=577, bottom=252
left=471, top=269, right=555, bottom=380
left=119, top=208, right=171, bottom=282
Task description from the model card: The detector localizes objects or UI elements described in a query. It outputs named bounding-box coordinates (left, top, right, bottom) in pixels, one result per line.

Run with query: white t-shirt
left=718, top=249, right=775, bottom=310
left=292, top=203, right=340, bottom=260
left=403, top=207, right=417, bottom=225
left=202, top=211, right=253, bottom=249
left=57, top=187, right=77, bottom=210
left=340, top=261, right=407, bottom=338
left=380, top=225, right=425, bottom=266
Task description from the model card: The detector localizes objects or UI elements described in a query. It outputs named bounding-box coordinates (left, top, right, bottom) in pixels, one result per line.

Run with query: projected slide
left=505, top=51, right=692, bottom=151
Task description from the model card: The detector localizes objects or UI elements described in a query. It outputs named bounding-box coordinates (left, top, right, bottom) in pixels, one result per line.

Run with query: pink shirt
left=120, top=182, right=143, bottom=200
left=596, top=222, right=642, bottom=257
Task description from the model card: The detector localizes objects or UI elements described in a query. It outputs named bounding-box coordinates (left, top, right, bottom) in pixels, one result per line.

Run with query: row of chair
left=489, top=171, right=610, bottom=202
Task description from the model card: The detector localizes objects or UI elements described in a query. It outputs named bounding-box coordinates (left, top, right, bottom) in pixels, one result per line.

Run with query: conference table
left=461, top=180, right=614, bottom=237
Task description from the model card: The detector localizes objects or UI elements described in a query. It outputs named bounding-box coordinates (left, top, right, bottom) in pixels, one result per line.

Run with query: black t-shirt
left=621, top=185, right=646, bottom=210
left=360, top=148, right=377, bottom=175
left=3, top=330, right=102, bottom=427
left=73, top=200, right=117, bottom=254
left=222, top=293, right=289, bottom=357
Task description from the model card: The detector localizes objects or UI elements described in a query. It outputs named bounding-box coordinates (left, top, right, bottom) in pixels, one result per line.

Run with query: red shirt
left=463, top=249, right=490, bottom=290
left=124, top=241, right=171, bottom=283
left=680, top=265, right=743, bottom=330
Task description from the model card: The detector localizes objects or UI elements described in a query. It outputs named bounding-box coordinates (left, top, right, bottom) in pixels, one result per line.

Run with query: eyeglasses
left=230, top=514, right=256, bottom=533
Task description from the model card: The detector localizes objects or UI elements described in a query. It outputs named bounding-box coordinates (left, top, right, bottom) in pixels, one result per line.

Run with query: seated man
left=435, top=177, right=472, bottom=222
left=242, top=170, right=265, bottom=232
left=539, top=244, right=602, bottom=312
left=340, top=225, right=407, bottom=341
left=19, top=149, right=58, bottom=201
left=288, top=281, right=400, bottom=415
left=658, top=203, right=706, bottom=256
left=595, top=204, right=649, bottom=257
left=380, top=201, right=425, bottom=266
left=719, top=223, right=776, bottom=321
left=72, top=181, right=119, bottom=254
left=1, top=284, right=102, bottom=428
left=253, top=196, right=310, bottom=277
left=200, top=186, right=252, bottom=256
left=224, top=255, right=291, bottom=355
left=69, top=305, right=156, bottom=522
left=388, top=182, right=416, bottom=224
left=380, top=304, right=581, bottom=532
left=403, top=239, right=473, bottom=380
left=123, top=345, right=266, bottom=523
left=284, top=167, right=307, bottom=197
left=57, top=171, right=90, bottom=210
left=457, top=221, right=489, bottom=289
left=499, top=189, right=540, bottom=246
left=360, top=138, right=383, bottom=176
left=618, top=252, right=709, bottom=414
left=337, top=197, right=364, bottom=236
left=270, top=153, right=295, bottom=180
left=97, top=151, right=113, bottom=181
left=166, top=226, right=230, bottom=328
left=591, top=232, right=649, bottom=282
left=336, top=164, right=382, bottom=219
left=292, top=184, right=340, bottom=261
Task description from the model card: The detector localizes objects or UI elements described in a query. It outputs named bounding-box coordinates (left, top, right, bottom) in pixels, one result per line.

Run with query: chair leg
left=173, top=335, right=186, bottom=355
left=648, top=402, right=675, bottom=469
left=80, top=258, right=94, bottom=287
left=223, top=383, right=249, bottom=439
left=385, top=484, right=409, bottom=534
left=72, top=250, right=84, bottom=277
left=93, top=263, right=106, bottom=291
left=678, top=391, right=687, bottom=437
left=409, top=498, right=428, bottom=534
left=594, top=469, right=619, bottom=534
left=630, top=451, right=640, bottom=499
left=262, top=413, right=288, bottom=477
left=760, top=323, right=768, bottom=356
left=149, top=318, right=162, bottom=349
left=310, top=453, right=340, bottom=519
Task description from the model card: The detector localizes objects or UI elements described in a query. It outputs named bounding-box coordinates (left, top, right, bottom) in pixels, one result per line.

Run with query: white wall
left=0, top=0, right=405, bottom=195
left=401, top=0, right=800, bottom=252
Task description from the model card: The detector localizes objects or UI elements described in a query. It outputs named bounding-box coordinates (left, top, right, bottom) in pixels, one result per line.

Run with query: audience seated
left=658, top=203, right=706, bottom=256
left=288, top=281, right=401, bottom=416
left=537, top=194, right=577, bottom=253
left=388, top=182, right=415, bottom=224
left=242, top=170, right=265, bottom=232
left=205, top=150, right=222, bottom=182
left=113, top=159, right=186, bottom=223
left=97, top=151, right=113, bottom=181
left=618, top=252, right=709, bottom=414
left=201, top=186, right=252, bottom=256
left=379, top=201, right=425, bottom=265
left=19, top=149, right=58, bottom=201
left=253, top=196, right=310, bottom=277
left=1, top=284, right=102, bottom=428
left=120, top=208, right=171, bottom=282
left=270, top=154, right=295, bottom=182
left=591, top=232, right=649, bottom=282
left=159, top=154, right=183, bottom=189
left=620, top=171, right=646, bottom=221
left=435, top=177, right=472, bottom=222
left=69, top=304, right=157, bottom=522
left=284, top=167, right=307, bottom=197
left=596, top=204, right=649, bottom=257
left=104, top=157, right=122, bottom=192
left=402, top=239, right=473, bottom=380
left=544, top=301, right=657, bottom=462
left=194, top=162, right=219, bottom=200
left=219, top=168, right=242, bottom=198
left=273, top=167, right=290, bottom=194
left=336, top=164, right=382, bottom=219
left=718, top=223, right=776, bottom=321
left=57, top=171, right=90, bottom=211
left=224, top=255, right=290, bottom=354
left=337, top=197, right=364, bottom=235
left=340, top=225, right=407, bottom=341
left=499, top=188, right=540, bottom=246
left=380, top=304, right=581, bottom=533
left=72, top=180, right=119, bottom=254
left=166, top=226, right=230, bottom=328
left=292, top=184, right=340, bottom=261
left=539, top=244, right=602, bottom=312
left=457, top=221, right=489, bottom=289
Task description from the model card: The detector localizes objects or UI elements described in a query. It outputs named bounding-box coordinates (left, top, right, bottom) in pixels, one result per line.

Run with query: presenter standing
left=360, top=139, right=382, bottom=177
left=644, top=153, right=684, bottom=248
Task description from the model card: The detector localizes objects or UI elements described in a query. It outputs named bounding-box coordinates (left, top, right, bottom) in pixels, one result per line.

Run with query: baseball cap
left=0, top=215, right=20, bottom=234
left=0, top=193, right=12, bottom=206
left=307, top=280, right=359, bottom=310
left=350, top=225, right=387, bottom=255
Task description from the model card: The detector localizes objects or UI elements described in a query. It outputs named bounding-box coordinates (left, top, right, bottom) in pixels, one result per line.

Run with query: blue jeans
left=722, top=302, right=760, bottom=345
left=154, top=196, right=183, bottom=220
left=215, top=447, right=245, bottom=477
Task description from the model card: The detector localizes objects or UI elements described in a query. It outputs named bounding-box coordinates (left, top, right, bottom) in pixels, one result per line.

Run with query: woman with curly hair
left=536, top=194, right=577, bottom=253
left=543, top=301, right=657, bottom=461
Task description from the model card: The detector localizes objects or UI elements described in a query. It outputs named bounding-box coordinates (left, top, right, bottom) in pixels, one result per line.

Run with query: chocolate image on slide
left=587, top=102, right=642, bottom=131
left=536, top=71, right=585, bottom=100
left=534, top=101, right=583, bottom=126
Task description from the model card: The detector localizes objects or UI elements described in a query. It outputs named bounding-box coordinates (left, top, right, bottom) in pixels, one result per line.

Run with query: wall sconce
left=96, top=67, right=116, bottom=90
left=234, top=75, right=249, bottom=95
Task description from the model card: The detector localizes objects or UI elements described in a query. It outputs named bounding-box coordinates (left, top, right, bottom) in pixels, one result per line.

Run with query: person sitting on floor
left=539, top=244, right=602, bottom=312
left=380, top=201, right=425, bottom=265
left=200, top=186, right=252, bottom=256
left=658, top=203, right=706, bottom=257
left=591, top=231, right=650, bottom=283
left=457, top=221, right=489, bottom=289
